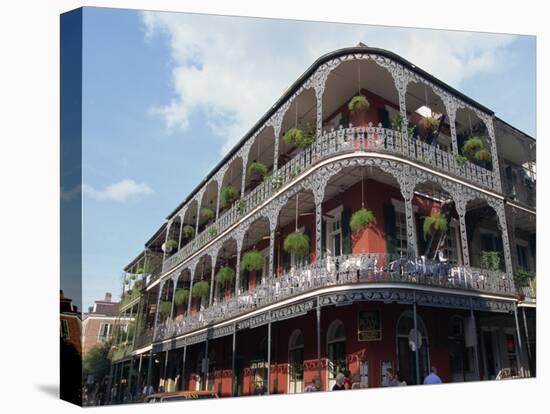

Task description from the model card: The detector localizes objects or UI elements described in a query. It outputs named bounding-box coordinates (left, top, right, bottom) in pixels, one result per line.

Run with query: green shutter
left=339, top=112, right=349, bottom=129
left=383, top=204, right=397, bottom=254
left=341, top=207, right=352, bottom=255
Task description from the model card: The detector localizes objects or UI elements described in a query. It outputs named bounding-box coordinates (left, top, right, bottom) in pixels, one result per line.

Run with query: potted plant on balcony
left=174, top=288, right=190, bottom=306
left=220, top=185, right=239, bottom=209
left=163, top=239, right=178, bottom=253
left=236, top=198, right=246, bottom=215
left=453, top=153, right=468, bottom=167
left=159, top=300, right=172, bottom=316
left=241, top=250, right=264, bottom=272
left=462, top=135, right=484, bottom=155
left=208, top=226, right=219, bottom=237
left=200, top=207, right=215, bottom=223
left=182, top=224, right=195, bottom=239
left=283, top=231, right=310, bottom=258
left=264, top=174, right=283, bottom=190
left=420, top=116, right=439, bottom=132
left=349, top=208, right=377, bottom=234
left=248, top=160, right=268, bottom=180
left=216, top=266, right=235, bottom=284
left=130, top=274, right=136, bottom=281
left=480, top=250, right=501, bottom=271
left=191, top=280, right=210, bottom=299
left=283, top=123, right=315, bottom=149
left=422, top=211, right=448, bottom=241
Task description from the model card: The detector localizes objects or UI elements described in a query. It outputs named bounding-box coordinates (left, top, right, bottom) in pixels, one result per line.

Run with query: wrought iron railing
left=161, top=126, right=496, bottom=276
left=155, top=253, right=513, bottom=341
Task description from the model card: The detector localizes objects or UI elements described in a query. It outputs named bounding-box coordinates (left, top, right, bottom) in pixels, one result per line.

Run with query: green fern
left=422, top=211, right=448, bottom=241
left=174, top=288, right=189, bottom=306
left=191, top=280, right=210, bottom=298
left=216, top=266, right=235, bottom=283
left=348, top=95, right=370, bottom=113
left=349, top=208, right=377, bottom=233
left=241, top=250, right=264, bottom=271
left=283, top=232, right=310, bottom=258
left=220, top=186, right=239, bottom=208
left=248, top=161, right=268, bottom=179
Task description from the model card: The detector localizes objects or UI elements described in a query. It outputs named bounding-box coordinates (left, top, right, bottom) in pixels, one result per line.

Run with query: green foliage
left=208, top=226, right=218, bottom=237
left=349, top=208, right=377, bottom=233
left=216, top=266, right=235, bottom=284
left=130, top=274, right=136, bottom=281
left=514, top=269, right=535, bottom=288
left=220, top=186, right=239, bottom=208
left=462, top=135, right=484, bottom=154
left=241, top=250, right=264, bottom=272
left=264, top=175, right=283, bottom=190
left=135, top=267, right=144, bottom=274
left=200, top=207, right=215, bottom=222
left=283, top=124, right=315, bottom=148
left=174, top=288, right=190, bottom=306
left=191, top=280, right=210, bottom=298
left=422, top=211, right=448, bottom=241
left=348, top=95, right=370, bottom=113
left=453, top=154, right=468, bottom=166
left=480, top=250, right=501, bottom=271
left=183, top=224, right=195, bottom=239
left=236, top=199, right=246, bottom=215
left=390, top=113, right=405, bottom=131
left=83, top=341, right=112, bottom=384
left=283, top=231, right=310, bottom=258
left=165, top=239, right=178, bottom=251
left=474, top=147, right=491, bottom=161
left=248, top=161, right=268, bottom=179
left=421, top=116, right=439, bottom=131
left=158, top=300, right=172, bottom=316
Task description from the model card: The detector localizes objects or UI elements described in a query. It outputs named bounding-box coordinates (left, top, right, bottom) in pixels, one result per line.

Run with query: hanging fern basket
left=248, top=161, right=268, bottom=179
left=421, top=116, right=439, bottom=131
left=348, top=95, right=370, bottom=113
left=182, top=224, right=195, bottom=239
left=191, top=280, right=210, bottom=298
left=220, top=186, right=239, bottom=208
left=174, top=288, right=190, bottom=306
left=159, top=300, right=172, bottom=316
left=422, top=211, right=448, bottom=241
left=200, top=207, right=215, bottom=222
left=349, top=208, right=377, bottom=233
left=283, top=125, right=315, bottom=149
left=462, top=135, right=484, bottom=155
left=164, top=239, right=178, bottom=252
left=241, top=250, right=264, bottom=272
left=283, top=231, right=310, bottom=258
left=216, top=266, right=236, bottom=284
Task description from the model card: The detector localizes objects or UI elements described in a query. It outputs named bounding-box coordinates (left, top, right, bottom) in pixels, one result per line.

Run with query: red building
left=108, top=45, right=536, bottom=402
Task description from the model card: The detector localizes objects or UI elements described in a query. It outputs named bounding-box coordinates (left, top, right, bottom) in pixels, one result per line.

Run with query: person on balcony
left=332, top=373, right=346, bottom=391
left=423, top=366, right=443, bottom=385
left=304, top=376, right=322, bottom=392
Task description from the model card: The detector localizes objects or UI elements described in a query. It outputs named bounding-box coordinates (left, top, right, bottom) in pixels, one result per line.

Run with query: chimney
left=104, top=292, right=112, bottom=302
left=356, top=42, right=368, bottom=47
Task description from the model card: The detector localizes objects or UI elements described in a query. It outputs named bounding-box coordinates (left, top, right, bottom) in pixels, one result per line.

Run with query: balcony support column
left=235, top=236, right=244, bottom=296
left=493, top=199, right=514, bottom=279
left=153, top=280, right=165, bottom=339
left=396, top=172, right=419, bottom=258
left=469, top=298, right=480, bottom=380
left=181, top=345, right=187, bottom=391
left=127, top=356, right=135, bottom=400
left=137, top=354, right=143, bottom=394
left=521, top=306, right=533, bottom=375
left=412, top=292, right=421, bottom=385
left=161, top=222, right=172, bottom=269
left=315, top=200, right=323, bottom=261
left=241, top=152, right=249, bottom=198
left=203, top=339, right=209, bottom=391
left=209, top=255, right=217, bottom=306
left=162, top=350, right=169, bottom=389
left=267, top=213, right=277, bottom=280
left=505, top=206, right=520, bottom=272
left=455, top=199, right=471, bottom=267
left=267, top=322, right=272, bottom=395
left=316, top=296, right=322, bottom=385
left=186, top=268, right=196, bottom=316
left=215, top=184, right=222, bottom=221
left=169, top=277, right=177, bottom=320
left=177, top=218, right=183, bottom=250
left=513, top=303, right=527, bottom=377
left=106, top=362, right=114, bottom=404
left=231, top=325, right=237, bottom=396
left=448, top=100, right=459, bottom=155
left=145, top=351, right=153, bottom=391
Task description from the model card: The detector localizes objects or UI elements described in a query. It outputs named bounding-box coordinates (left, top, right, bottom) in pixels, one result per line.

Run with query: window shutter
left=341, top=207, right=352, bottom=255
left=383, top=204, right=397, bottom=255
left=378, top=108, right=390, bottom=128
left=339, top=112, right=349, bottom=129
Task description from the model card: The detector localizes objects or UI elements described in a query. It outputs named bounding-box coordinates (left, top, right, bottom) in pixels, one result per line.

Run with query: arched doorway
left=396, top=310, right=430, bottom=385
left=288, top=329, right=304, bottom=393
left=327, top=320, right=346, bottom=390
left=448, top=315, right=467, bottom=382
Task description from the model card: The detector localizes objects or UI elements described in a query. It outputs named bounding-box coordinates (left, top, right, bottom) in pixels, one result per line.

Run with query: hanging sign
left=358, top=310, right=382, bottom=341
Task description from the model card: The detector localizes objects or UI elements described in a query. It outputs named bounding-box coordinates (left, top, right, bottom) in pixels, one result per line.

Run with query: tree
left=83, top=340, right=112, bottom=387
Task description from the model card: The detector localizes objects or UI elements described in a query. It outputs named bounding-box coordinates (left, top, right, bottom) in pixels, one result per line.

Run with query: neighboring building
left=60, top=290, right=82, bottom=353
left=82, top=292, right=124, bottom=354
left=108, top=45, right=536, bottom=402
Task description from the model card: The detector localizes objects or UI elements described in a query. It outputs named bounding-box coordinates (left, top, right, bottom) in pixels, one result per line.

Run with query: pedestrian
left=343, top=369, right=352, bottom=390
left=332, top=373, right=346, bottom=391
left=304, top=376, right=321, bottom=392
left=142, top=384, right=154, bottom=399
left=385, top=368, right=400, bottom=386
left=254, top=380, right=266, bottom=395
left=423, top=366, right=442, bottom=384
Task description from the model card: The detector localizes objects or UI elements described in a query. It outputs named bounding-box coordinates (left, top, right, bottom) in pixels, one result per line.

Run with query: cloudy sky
left=78, top=7, right=535, bottom=310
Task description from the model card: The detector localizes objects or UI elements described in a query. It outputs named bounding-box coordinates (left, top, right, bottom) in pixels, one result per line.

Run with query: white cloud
left=142, top=12, right=517, bottom=154
left=83, top=180, right=154, bottom=202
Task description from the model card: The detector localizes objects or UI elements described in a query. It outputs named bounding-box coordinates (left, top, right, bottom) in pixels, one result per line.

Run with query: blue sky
left=78, top=7, right=535, bottom=311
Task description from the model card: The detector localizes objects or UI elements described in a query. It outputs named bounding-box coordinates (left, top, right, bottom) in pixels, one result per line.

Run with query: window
left=326, top=207, right=343, bottom=257
left=395, top=210, right=408, bottom=256
left=60, top=319, right=70, bottom=339
left=517, top=244, right=529, bottom=270
left=288, top=330, right=304, bottom=393
left=327, top=320, right=347, bottom=389
left=97, top=322, right=112, bottom=343
left=443, top=220, right=459, bottom=264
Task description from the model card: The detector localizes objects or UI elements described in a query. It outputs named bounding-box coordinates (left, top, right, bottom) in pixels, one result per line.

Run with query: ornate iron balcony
left=160, top=125, right=496, bottom=279
left=155, top=252, right=513, bottom=342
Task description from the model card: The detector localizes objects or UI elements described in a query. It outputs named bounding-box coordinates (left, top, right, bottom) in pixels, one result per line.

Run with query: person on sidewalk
left=423, top=366, right=443, bottom=384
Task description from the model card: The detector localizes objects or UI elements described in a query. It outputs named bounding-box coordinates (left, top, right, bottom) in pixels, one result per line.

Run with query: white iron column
left=208, top=255, right=216, bottom=306
left=153, top=280, right=165, bottom=339
left=186, top=268, right=195, bottom=315
left=455, top=198, right=471, bottom=267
